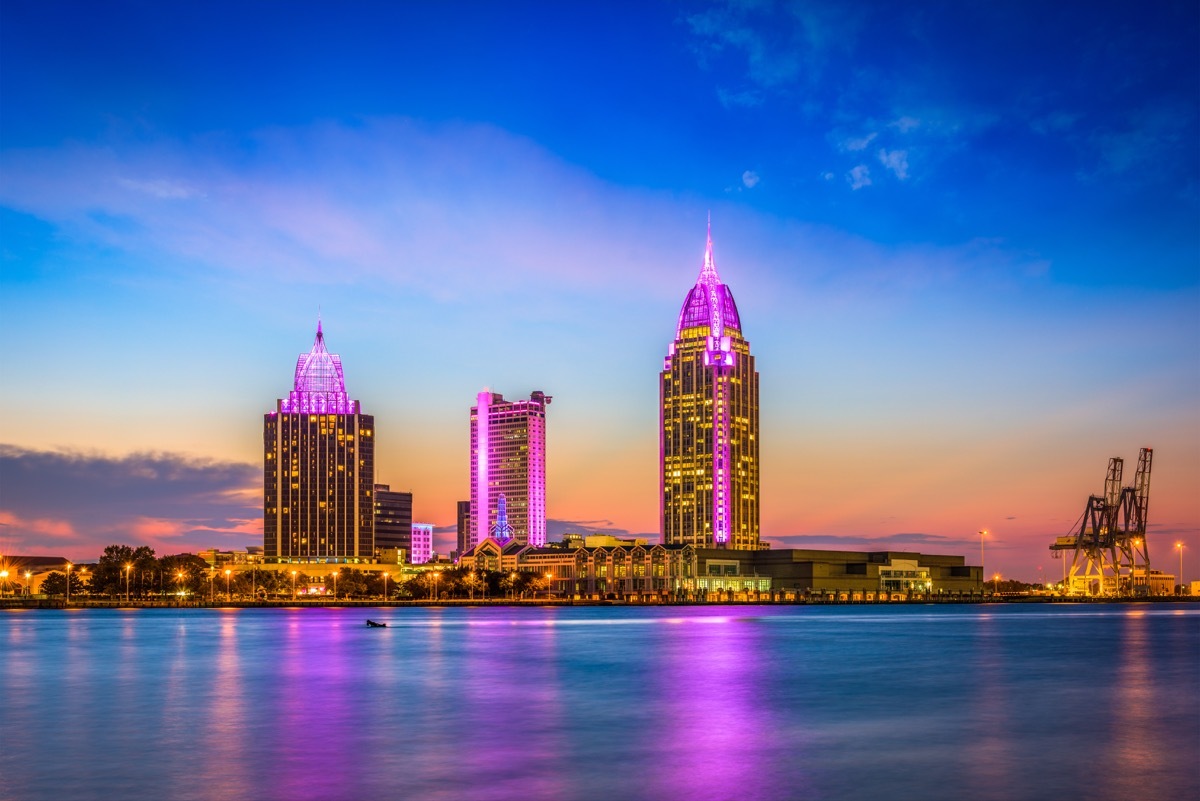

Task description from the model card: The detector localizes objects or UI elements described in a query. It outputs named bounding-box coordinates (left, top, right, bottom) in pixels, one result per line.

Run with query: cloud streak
left=0, top=445, right=260, bottom=558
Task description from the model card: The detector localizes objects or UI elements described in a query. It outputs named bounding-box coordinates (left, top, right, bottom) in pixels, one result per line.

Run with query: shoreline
left=3, top=595, right=1196, bottom=610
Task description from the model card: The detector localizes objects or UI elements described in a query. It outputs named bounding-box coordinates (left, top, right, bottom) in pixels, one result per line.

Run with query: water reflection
left=1, top=605, right=1197, bottom=801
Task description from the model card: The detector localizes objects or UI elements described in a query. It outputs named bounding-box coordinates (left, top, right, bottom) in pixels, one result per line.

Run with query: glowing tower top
left=280, top=320, right=359, bottom=414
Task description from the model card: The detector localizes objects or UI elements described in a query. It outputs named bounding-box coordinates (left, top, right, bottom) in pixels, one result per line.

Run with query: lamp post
left=510, top=572, right=517, bottom=601
left=545, top=572, right=553, bottom=601
left=224, top=569, right=232, bottom=603
left=993, top=573, right=1001, bottom=595
left=291, top=570, right=298, bottom=601
left=430, top=571, right=439, bottom=602
left=65, top=562, right=72, bottom=604
left=0, top=569, right=7, bottom=598
left=1177, top=542, right=1186, bottom=594
left=468, top=571, right=475, bottom=601
left=207, top=570, right=214, bottom=604
left=25, top=571, right=32, bottom=597
left=381, top=571, right=389, bottom=600
left=978, top=530, right=987, bottom=586
left=176, top=571, right=185, bottom=601
left=332, top=571, right=339, bottom=601
left=125, top=564, right=133, bottom=604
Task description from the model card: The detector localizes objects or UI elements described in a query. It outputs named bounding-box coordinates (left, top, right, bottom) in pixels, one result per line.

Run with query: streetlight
left=24, top=571, right=32, bottom=597
left=176, top=571, right=185, bottom=599
left=978, top=530, right=987, bottom=581
left=291, top=570, right=298, bottom=601
left=224, top=569, right=232, bottom=603
left=207, top=570, right=214, bottom=604
left=381, top=571, right=389, bottom=600
left=545, top=572, right=553, bottom=601
left=125, top=564, right=133, bottom=604
left=65, top=562, right=72, bottom=604
left=1177, top=542, right=1186, bottom=594
left=468, top=571, right=475, bottom=601
left=510, top=572, right=517, bottom=601
left=430, top=571, right=439, bottom=602
left=0, top=569, right=7, bottom=598
left=993, top=573, right=1001, bottom=595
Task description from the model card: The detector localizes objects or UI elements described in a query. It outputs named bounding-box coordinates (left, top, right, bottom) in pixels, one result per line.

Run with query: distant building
left=456, top=500, right=471, bottom=557
left=661, top=225, right=760, bottom=550
left=469, top=389, right=551, bottom=550
left=374, top=484, right=413, bottom=557
left=264, top=320, right=375, bottom=563
left=411, top=523, right=434, bottom=565
left=455, top=542, right=981, bottom=600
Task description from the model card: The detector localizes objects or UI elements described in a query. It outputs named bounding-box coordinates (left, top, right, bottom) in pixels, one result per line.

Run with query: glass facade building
left=660, top=227, right=760, bottom=549
left=469, top=390, right=551, bottom=550
left=373, top=483, right=413, bottom=557
left=264, top=322, right=375, bottom=561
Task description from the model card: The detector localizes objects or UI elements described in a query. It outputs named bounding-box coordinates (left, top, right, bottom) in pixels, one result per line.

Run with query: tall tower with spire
left=469, top=389, right=551, bottom=550
left=264, top=320, right=375, bottom=561
left=660, top=224, right=760, bottom=549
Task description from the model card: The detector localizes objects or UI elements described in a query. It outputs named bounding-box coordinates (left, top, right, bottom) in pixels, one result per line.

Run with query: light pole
left=176, top=571, right=185, bottom=600
left=224, top=569, right=232, bottom=603
left=430, top=571, right=439, bottom=602
left=993, top=573, right=1001, bottom=595
left=125, top=564, right=132, bottom=604
left=545, top=572, right=553, bottom=601
left=65, top=562, right=72, bottom=604
left=381, top=571, right=389, bottom=600
left=332, top=571, right=339, bottom=601
left=207, top=570, right=213, bottom=604
left=978, top=530, right=987, bottom=587
left=510, top=572, right=517, bottom=600
left=25, top=571, right=32, bottom=597
left=0, top=569, right=7, bottom=598
left=291, top=570, right=298, bottom=601
left=468, top=571, right=475, bottom=601
left=1177, top=542, right=1186, bottom=594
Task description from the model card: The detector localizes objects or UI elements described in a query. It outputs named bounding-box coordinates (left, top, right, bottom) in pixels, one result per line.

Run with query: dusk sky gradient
left=1, top=1, right=1197, bottom=581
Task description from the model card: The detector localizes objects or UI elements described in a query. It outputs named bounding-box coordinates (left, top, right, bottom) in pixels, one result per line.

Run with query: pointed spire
left=699, top=214, right=719, bottom=284
left=316, top=308, right=324, bottom=342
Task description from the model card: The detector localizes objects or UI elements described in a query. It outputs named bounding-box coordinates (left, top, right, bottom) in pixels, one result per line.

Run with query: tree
left=93, top=545, right=136, bottom=597
left=159, top=553, right=209, bottom=597
left=41, top=571, right=84, bottom=597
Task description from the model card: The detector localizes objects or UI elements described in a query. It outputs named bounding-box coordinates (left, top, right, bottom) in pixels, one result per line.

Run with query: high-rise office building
left=456, top=500, right=471, bottom=557
left=660, top=226, right=759, bottom=549
left=469, top=390, right=551, bottom=550
left=374, top=484, right=413, bottom=557
left=264, top=321, right=375, bottom=562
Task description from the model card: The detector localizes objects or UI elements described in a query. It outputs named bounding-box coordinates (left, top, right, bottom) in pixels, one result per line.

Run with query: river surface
left=1, top=604, right=1197, bottom=801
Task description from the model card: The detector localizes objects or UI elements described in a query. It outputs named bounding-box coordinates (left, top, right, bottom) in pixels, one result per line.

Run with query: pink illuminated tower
left=469, top=390, right=551, bottom=550
left=264, top=321, right=375, bottom=561
left=660, top=224, right=760, bottom=549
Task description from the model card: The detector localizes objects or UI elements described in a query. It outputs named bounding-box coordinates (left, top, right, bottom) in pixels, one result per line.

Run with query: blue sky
left=1, top=1, right=1197, bottom=580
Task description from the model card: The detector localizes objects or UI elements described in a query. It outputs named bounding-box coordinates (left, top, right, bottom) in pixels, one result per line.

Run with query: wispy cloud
left=840, top=132, right=877, bottom=152
left=878, top=148, right=909, bottom=180
left=742, top=170, right=760, bottom=188
left=0, top=445, right=260, bottom=558
left=847, top=164, right=871, bottom=189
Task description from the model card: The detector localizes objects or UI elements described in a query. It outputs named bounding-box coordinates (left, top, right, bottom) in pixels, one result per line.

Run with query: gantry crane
left=1050, top=447, right=1152, bottom=596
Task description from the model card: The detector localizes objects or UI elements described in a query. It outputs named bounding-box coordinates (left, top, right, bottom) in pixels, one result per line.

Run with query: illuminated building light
left=660, top=222, right=760, bottom=550
left=470, top=389, right=551, bottom=550
left=264, top=319, right=375, bottom=562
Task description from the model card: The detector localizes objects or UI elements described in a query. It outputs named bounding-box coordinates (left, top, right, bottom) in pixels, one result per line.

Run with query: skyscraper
left=469, top=390, right=551, bottom=550
left=264, top=321, right=375, bottom=562
left=660, top=225, right=760, bottom=549
left=373, top=484, right=413, bottom=557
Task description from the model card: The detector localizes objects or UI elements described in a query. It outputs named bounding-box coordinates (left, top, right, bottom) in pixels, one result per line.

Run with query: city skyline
left=1, top=1, right=1197, bottom=582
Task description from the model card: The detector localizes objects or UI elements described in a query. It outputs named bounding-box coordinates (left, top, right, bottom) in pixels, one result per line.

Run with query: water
left=1, top=604, right=1197, bottom=801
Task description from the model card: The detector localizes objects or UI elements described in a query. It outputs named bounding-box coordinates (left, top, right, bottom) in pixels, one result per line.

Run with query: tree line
left=37, top=544, right=551, bottom=601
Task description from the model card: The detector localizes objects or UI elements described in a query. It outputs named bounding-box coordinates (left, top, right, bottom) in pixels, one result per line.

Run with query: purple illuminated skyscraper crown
left=279, top=320, right=359, bottom=414
left=674, top=222, right=742, bottom=339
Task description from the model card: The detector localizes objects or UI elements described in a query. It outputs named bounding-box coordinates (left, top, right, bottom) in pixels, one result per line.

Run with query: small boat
left=366, top=619, right=387, bottom=628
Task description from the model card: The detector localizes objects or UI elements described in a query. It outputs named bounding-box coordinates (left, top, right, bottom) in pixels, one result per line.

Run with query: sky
left=1, top=0, right=1197, bottom=582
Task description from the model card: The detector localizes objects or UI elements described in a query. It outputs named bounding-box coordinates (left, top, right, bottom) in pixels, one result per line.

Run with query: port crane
left=1049, top=447, right=1152, bottom=596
